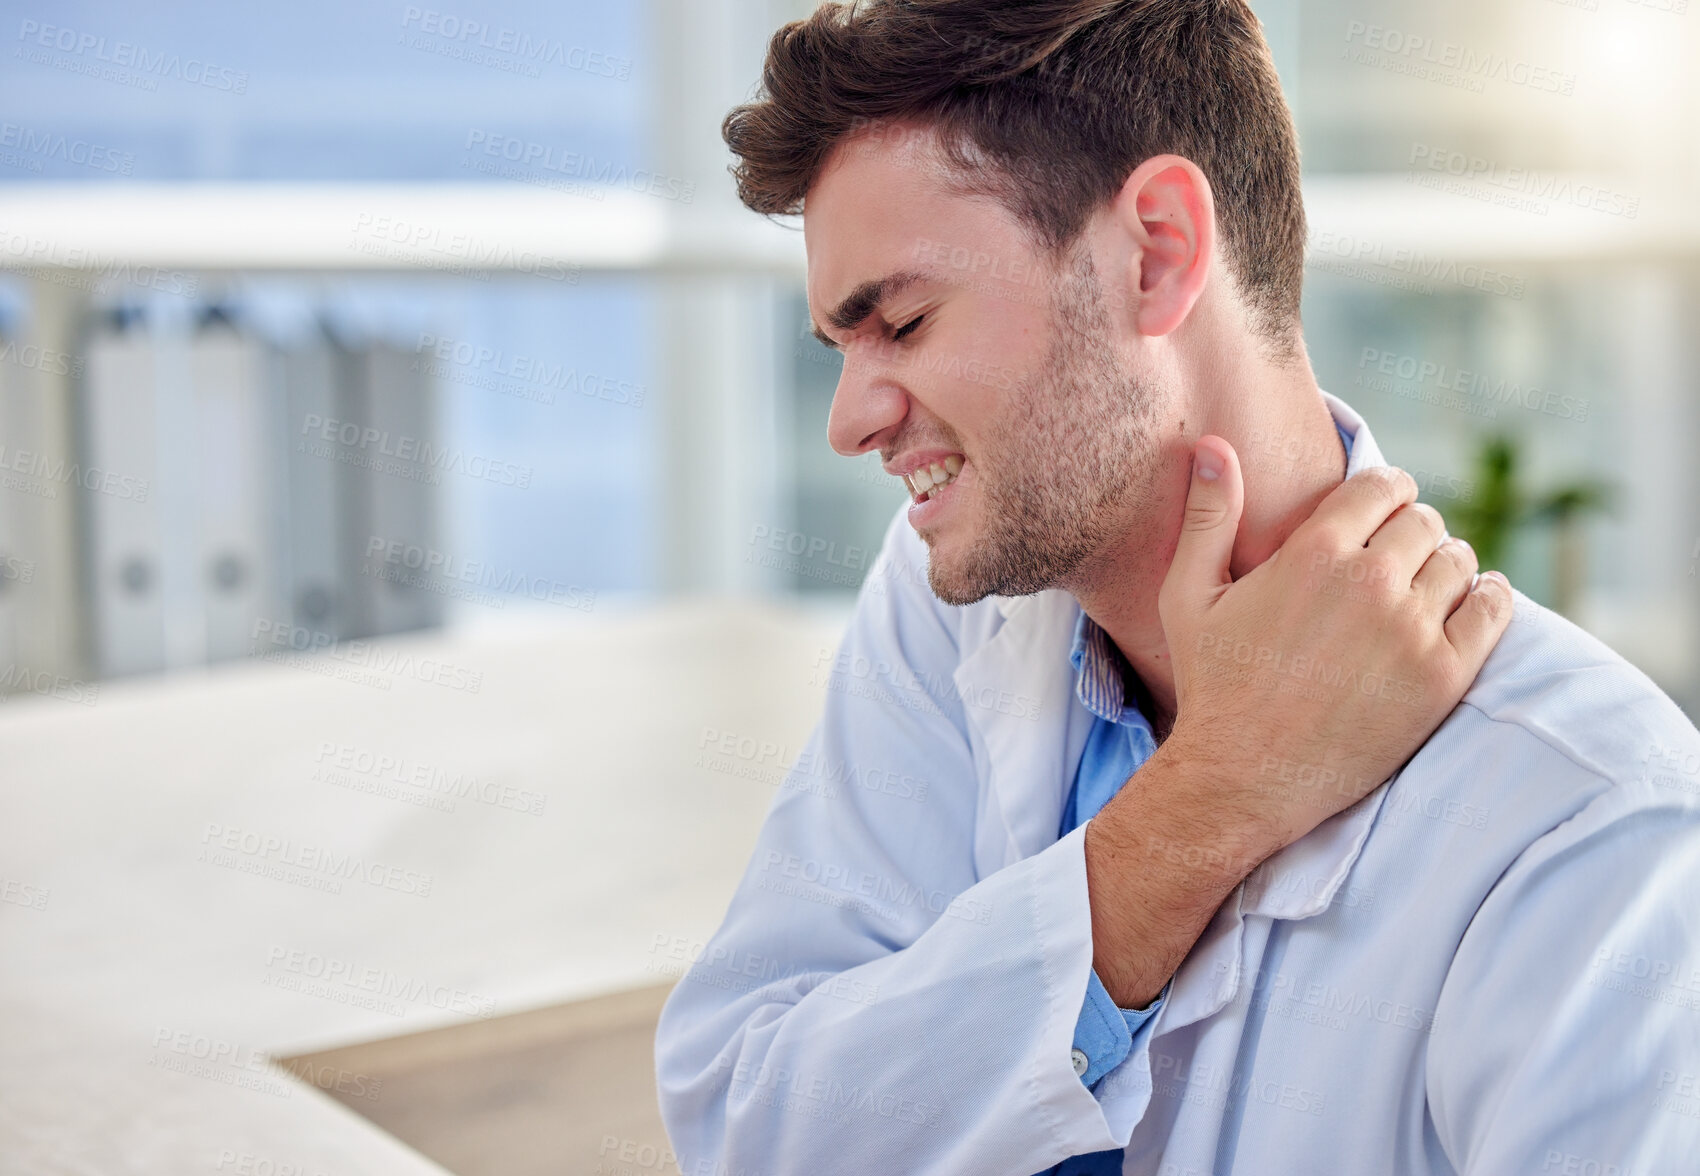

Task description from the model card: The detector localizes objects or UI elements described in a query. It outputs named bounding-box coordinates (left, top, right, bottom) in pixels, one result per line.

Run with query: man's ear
left=1111, top=153, right=1215, bottom=338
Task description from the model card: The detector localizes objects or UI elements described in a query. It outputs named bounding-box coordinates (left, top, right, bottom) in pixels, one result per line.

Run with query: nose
left=826, top=345, right=908, bottom=458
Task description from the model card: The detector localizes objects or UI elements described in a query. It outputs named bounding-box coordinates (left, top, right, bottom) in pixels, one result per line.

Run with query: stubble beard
left=926, top=250, right=1161, bottom=606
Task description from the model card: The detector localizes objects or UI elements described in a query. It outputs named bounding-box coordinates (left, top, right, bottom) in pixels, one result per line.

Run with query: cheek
left=959, top=337, right=1040, bottom=410
left=914, top=296, right=1054, bottom=449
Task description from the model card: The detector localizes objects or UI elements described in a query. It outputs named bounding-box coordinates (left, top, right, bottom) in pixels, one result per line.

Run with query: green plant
left=1444, top=435, right=1613, bottom=617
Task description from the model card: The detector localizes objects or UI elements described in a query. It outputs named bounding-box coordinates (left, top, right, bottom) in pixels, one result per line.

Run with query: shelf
left=0, top=175, right=1692, bottom=279
left=0, top=181, right=807, bottom=276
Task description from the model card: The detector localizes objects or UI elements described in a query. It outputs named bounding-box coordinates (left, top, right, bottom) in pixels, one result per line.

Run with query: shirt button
left=1070, top=1048, right=1089, bottom=1077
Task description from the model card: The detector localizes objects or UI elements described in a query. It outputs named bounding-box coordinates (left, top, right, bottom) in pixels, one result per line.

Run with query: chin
left=921, top=535, right=1008, bottom=607
left=925, top=566, right=990, bottom=607
left=918, top=535, right=979, bottom=606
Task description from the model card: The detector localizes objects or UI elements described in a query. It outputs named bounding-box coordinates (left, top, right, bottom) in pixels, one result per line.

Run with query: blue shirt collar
left=1068, top=610, right=1147, bottom=726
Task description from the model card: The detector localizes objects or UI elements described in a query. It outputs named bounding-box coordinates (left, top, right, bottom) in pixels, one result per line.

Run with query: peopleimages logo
left=313, top=739, right=549, bottom=815
left=398, top=7, right=631, bottom=80
left=349, top=213, right=580, bottom=284
left=1355, top=346, right=1589, bottom=423
left=298, top=414, right=533, bottom=488
left=759, top=851, right=992, bottom=927
left=198, top=822, right=434, bottom=897
left=0, top=338, right=85, bottom=377
left=712, top=1055, right=945, bottom=1128
left=0, top=231, right=199, bottom=297
left=15, top=19, right=250, bottom=93
left=1309, top=231, right=1526, bottom=300
left=362, top=536, right=595, bottom=613
left=1342, top=21, right=1576, bottom=97
left=0, top=664, right=99, bottom=706
left=414, top=332, right=646, bottom=408
left=250, top=617, right=485, bottom=694
left=1407, top=143, right=1640, bottom=219
left=0, top=444, right=148, bottom=500
left=0, top=122, right=135, bottom=175
left=462, top=131, right=695, bottom=203
left=1195, top=632, right=1424, bottom=707
left=264, top=944, right=496, bottom=1018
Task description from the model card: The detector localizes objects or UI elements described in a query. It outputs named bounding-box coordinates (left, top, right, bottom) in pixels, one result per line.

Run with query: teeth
left=905, top=457, right=964, bottom=500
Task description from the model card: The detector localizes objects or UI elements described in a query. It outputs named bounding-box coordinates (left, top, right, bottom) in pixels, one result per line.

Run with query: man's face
left=804, top=125, right=1168, bottom=605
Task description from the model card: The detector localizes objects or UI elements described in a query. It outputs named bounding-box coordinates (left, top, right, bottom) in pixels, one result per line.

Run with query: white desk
left=0, top=598, right=846, bottom=1175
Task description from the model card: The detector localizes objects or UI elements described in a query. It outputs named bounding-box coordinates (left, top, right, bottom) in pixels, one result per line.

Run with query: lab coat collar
left=1237, top=390, right=1394, bottom=922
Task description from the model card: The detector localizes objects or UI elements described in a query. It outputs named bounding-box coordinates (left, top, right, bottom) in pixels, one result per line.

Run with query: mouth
left=901, top=455, right=964, bottom=504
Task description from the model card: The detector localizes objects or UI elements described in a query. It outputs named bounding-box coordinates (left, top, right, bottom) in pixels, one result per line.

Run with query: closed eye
left=892, top=315, right=924, bottom=341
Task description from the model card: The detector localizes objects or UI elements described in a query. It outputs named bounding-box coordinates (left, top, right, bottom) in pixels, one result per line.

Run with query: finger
left=1443, top=570, right=1514, bottom=668
left=1365, top=501, right=1447, bottom=584
left=1292, top=465, right=1419, bottom=553
left=1412, top=536, right=1478, bottom=612
left=1159, top=436, right=1245, bottom=628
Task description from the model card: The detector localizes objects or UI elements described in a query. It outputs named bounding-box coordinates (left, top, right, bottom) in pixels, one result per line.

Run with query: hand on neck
left=1066, top=357, right=1346, bottom=736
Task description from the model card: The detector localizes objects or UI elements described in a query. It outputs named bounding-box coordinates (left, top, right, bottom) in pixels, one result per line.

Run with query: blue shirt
left=1045, top=422, right=1355, bottom=1176
left=1061, top=614, right=1165, bottom=1079
left=1041, top=615, right=1168, bottom=1176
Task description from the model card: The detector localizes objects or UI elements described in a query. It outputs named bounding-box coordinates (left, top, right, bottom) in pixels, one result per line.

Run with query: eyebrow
left=810, top=270, right=928, bottom=350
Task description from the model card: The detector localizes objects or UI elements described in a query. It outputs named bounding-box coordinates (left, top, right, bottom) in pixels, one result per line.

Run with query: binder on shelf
left=65, top=301, right=448, bottom=683
left=0, top=319, right=84, bottom=692
left=276, top=318, right=348, bottom=644
left=0, top=332, right=20, bottom=681
left=80, top=305, right=169, bottom=679
left=335, top=333, right=443, bottom=640
left=187, top=305, right=286, bottom=664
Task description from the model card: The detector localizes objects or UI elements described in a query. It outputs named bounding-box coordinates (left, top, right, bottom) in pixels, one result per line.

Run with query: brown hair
left=723, top=0, right=1306, bottom=349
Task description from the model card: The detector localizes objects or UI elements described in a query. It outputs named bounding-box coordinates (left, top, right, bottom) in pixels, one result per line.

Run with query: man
left=655, top=2, right=1700, bottom=1172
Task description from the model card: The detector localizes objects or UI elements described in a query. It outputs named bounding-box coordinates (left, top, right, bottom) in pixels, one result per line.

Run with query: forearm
left=1082, top=442, right=1511, bottom=1007
left=657, top=830, right=1135, bottom=1172
left=1083, top=735, right=1279, bottom=1007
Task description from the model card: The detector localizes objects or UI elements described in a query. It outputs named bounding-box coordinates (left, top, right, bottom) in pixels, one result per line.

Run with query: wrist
left=1134, top=727, right=1289, bottom=880
left=1084, top=738, right=1274, bottom=1008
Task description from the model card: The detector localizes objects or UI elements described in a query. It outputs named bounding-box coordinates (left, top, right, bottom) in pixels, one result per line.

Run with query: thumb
left=1160, top=436, right=1245, bottom=625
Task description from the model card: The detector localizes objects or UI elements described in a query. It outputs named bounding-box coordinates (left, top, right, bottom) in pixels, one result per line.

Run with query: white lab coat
left=655, top=395, right=1700, bottom=1175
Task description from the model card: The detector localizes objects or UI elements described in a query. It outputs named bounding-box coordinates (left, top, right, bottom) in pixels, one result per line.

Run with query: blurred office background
left=1, top=1, right=1696, bottom=1174
left=1, top=0, right=1697, bottom=700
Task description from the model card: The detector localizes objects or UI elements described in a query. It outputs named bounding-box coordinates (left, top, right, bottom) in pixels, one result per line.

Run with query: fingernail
left=1195, top=445, right=1224, bottom=483
left=1483, top=570, right=1508, bottom=588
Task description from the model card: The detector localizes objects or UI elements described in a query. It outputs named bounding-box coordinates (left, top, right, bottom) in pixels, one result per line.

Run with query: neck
left=1064, top=350, right=1347, bottom=737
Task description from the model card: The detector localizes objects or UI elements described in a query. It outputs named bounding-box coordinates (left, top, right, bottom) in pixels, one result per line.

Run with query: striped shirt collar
left=1068, top=611, right=1143, bottom=725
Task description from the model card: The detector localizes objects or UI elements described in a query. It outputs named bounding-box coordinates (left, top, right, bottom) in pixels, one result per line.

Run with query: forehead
left=802, top=125, right=1033, bottom=319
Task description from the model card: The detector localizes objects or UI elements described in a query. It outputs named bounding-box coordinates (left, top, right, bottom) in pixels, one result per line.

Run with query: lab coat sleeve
left=654, top=507, right=1137, bottom=1175
left=1427, top=780, right=1700, bottom=1172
